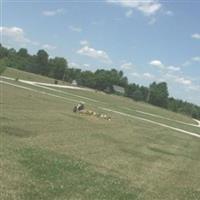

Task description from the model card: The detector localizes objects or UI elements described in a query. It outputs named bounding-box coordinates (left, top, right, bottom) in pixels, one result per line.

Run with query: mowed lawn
left=0, top=69, right=200, bottom=200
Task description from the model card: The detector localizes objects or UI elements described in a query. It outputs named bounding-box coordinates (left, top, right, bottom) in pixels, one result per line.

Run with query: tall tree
left=80, top=71, right=96, bottom=88
left=49, top=57, right=68, bottom=80
left=148, top=82, right=169, bottom=108
left=65, top=68, right=82, bottom=83
left=125, top=83, right=138, bottom=98
left=0, top=43, right=9, bottom=58
left=17, top=48, right=28, bottom=57
left=36, top=50, right=49, bottom=75
left=132, top=89, right=144, bottom=101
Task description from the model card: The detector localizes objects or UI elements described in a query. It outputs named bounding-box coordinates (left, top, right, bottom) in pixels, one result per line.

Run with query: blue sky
left=1, top=0, right=200, bottom=105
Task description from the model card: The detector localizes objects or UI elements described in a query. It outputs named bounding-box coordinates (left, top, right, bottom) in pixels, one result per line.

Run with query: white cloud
left=150, top=59, right=182, bottom=74
left=77, top=45, right=112, bottom=63
left=42, top=44, right=57, bottom=50
left=80, top=40, right=89, bottom=46
left=3, top=44, right=11, bottom=49
left=42, top=9, right=64, bottom=16
left=188, top=85, right=200, bottom=92
left=69, top=26, right=82, bottom=32
left=120, top=62, right=134, bottom=70
left=69, top=62, right=80, bottom=68
left=149, top=60, right=190, bottom=87
left=131, top=72, right=141, bottom=78
left=143, top=72, right=154, bottom=79
left=167, top=65, right=180, bottom=71
left=182, top=60, right=191, bottom=67
left=149, top=60, right=164, bottom=69
left=69, top=62, right=90, bottom=69
left=191, top=33, right=200, bottom=40
left=107, top=0, right=162, bottom=15
left=125, top=9, right=133, bottom=17
left=131, top=72, right=155, bottom=79
left=165, top=10, right=173, bottom=16
left=83, top=63, right=90, bottom=68
left=165, top=73, right=192, bottom=86
left=175, top=77, right=192, bottom=85
left=0, top=26, right=58, bottom=51
left=0, top=26, right=39, bottom=46
left=189, top=85, right=200, bottom=91
left=192, top=56, right=200, bottom=62
left=182, top=56, right=200, bottom=67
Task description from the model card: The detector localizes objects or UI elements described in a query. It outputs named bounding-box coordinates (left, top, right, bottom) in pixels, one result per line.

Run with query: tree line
left=0, top=44, right=200, bottom=119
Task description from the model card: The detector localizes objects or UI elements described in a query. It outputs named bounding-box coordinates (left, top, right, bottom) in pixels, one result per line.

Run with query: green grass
left=2, top=67, right=70, bottom=85
left=2, top=67, right=197, bottom=124
left=1, top=68, right=200, bottom=200
left=18, top=147, right=140, bottom=200
left=48, top=86, right=196, bottom=124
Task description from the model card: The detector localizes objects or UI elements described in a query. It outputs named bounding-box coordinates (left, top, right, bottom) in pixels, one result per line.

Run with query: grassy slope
left=2, top=67, right=70, bottom=85
left=11, top=79, right=199, bottom=134
left=2, top=67, right=196, bottom=124
left=1, top=68, right=200, bottom=200
left=52, top=87, right=197, bottom=125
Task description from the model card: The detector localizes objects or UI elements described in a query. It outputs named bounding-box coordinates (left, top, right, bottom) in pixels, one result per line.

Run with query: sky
left=1, top=0, right=200, bottom=105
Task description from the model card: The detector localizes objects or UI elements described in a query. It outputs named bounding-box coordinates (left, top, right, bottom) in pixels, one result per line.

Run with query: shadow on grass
left=148, top=147, right=176, bottom=156
left=1, top=126, right=36, bottom=138
left=18, top=147, right=142, bottom=200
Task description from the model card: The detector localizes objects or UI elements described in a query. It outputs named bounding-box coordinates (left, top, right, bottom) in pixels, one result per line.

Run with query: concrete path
left=0, top=75, right=92, bottom=91
left=193, top=119, right=200, bottom=127
left=0, top=80, right=80, bottom=103
left=124, top=108, right=200, bottom=128
left=101, top=107, right=200, bottom=139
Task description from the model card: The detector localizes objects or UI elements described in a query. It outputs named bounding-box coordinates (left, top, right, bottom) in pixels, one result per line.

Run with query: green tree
left=132, top=89, right=144, bottom=101
left=125, top=83, right=138, bottom=98
left=17, top=48, right=28, bottom=57
left=36, top=50, right=49, bottom=75
left=95, top=69, right=111, bottom=91
left=0, top=44, right=9, bottom=58
left=8, top=48, right=17, bottom=57
left=168, top=97, right=178, bottom=112
left=80, top=71, right=96, bottom=88
left=49, top=57, right=68, bottom=80
left=148, top=82, right=169, bottom=108
left=94, top=69, right=128, bottom=91
left=65, top=68, right=82, bottom=83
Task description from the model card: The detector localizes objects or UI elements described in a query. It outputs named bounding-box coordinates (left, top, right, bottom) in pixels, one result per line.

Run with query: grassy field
left=1, top=68, right=200, bottom=200
left=2, top=67, right=70, bottom=85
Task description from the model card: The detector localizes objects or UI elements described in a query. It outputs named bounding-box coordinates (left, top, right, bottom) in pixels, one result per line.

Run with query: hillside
left=0, top=68, right=200, bottom=200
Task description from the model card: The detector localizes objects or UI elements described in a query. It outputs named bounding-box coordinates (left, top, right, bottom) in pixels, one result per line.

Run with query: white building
left=113, top=85, right=125, bottom=94
left=72, top=80, right=77, bottom=86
